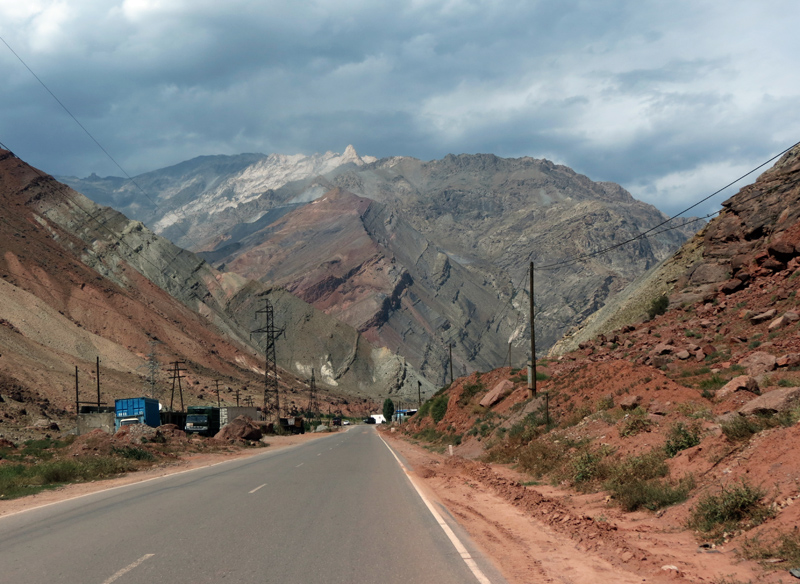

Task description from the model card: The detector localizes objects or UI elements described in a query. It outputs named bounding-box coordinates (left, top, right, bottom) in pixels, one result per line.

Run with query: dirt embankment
left=385, top=430, right=782, bottom=584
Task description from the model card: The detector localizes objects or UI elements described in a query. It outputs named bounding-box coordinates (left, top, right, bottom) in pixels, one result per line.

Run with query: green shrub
left=516, top=439, right=567, bottom=477
left=430, top=394, right=449, bottom=423
left=698, top=374, right=726, bottom=392
left=664, top=421, right=702, bottom=457
left=610, top=476, right=694, bottom=512
left=112, top=446, right=155, bottom=461
left=688, top=480, right=774, bottom=535
left=619, top=407, right=653, bottom=437
left=742, top=530, right=800, bottom=568
left=647, top=295, right=670, bottom=319
left=458, top=382, right=484, bottom=406
left=597, top=395, right=614, bottom=411
left=571, top=448, right=612, bottom=485
left=721, top=415, right=763, bottom=441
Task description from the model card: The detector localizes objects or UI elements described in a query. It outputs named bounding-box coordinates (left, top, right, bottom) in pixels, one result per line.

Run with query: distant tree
left=647, top=294, right=670, bottom=320
left=383, top=398, right=395, bottom=422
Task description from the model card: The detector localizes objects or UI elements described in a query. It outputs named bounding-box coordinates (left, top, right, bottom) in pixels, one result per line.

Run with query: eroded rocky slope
left=0, top=149, right=432, bottom=444
left=63, top=147, right=698, bottom=387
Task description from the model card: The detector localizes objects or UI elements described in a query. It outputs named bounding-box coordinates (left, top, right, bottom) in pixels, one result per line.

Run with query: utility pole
left=168, top=360, right=187, bottom=412
left=417, top=380, right=422, bottom=409
left=529, top=261, right=537, bottom=398
left=96, top=356, right=101, bottom=409
left=75, top=366, right=79, bottom=414
left=214, top=380, right=221, bottom=407
left=236, top=387, right=240, bottom=407
left=252, top=298, right=285, bottom=422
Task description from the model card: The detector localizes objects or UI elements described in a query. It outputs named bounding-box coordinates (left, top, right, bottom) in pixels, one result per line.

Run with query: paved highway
left=0, top=426, right=506, bottom=583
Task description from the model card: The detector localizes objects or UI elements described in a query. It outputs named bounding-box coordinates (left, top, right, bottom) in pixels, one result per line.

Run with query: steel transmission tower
left=252, top=298, right=285, bottom=421
left=306, top=367, right=319, bottom=419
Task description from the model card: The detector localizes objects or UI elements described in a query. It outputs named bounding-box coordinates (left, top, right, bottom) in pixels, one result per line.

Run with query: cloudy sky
left=1, top=0, right=798, bottom=217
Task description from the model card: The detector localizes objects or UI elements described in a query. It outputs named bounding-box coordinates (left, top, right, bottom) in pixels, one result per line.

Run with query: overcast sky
left=1, top=0, right=798, bottom=218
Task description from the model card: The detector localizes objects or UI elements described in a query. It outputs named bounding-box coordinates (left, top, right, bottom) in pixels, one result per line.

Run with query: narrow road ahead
left=0, top=426, right=505, bottom=584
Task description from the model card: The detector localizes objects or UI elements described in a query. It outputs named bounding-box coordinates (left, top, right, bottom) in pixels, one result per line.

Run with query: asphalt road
left=0, top=426, right=507, bottom=584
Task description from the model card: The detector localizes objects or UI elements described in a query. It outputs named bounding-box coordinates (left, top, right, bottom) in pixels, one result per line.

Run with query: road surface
left=0, top=426, right=507, bottom=583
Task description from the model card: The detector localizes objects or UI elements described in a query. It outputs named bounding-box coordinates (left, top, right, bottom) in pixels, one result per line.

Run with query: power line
left=535, top=140, right=800, bottom=271
left=0, top=34, right=202, bottom=249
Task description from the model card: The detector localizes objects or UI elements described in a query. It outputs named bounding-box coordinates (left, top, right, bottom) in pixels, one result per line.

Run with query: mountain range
left=62, top=147, right=699, bottom=385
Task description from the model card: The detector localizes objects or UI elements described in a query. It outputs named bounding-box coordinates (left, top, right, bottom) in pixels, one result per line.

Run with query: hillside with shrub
left=400, top=144, right=800, bottom=580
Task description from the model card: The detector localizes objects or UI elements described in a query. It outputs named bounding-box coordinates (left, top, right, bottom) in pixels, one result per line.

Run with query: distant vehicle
left=364, top=417, right=376, bottom=424
left=115, top=398, right=160, bottom=431
left=279, top=416, right=305, bottom=434
left=370, top=414, right=386, bottom=425
left=332, top=417, right=342, bottom=426
left=342, top=420, right=351, bottom=425
left=185, top=406, right=221, bottom=436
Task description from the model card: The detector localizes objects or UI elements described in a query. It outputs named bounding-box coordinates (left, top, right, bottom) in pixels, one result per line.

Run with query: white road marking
left=249, top=483, right=267, bottom=494
left=295, top=463, right=304, bottom=468
left=379, top=435, right=493, bottom=584
left=101, top=554, right=154, bottom=584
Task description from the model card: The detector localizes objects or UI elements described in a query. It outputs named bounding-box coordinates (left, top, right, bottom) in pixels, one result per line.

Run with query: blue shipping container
left=114, top=398, right=160, bottom=431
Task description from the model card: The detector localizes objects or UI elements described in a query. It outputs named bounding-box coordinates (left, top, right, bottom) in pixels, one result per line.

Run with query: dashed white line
left=101, top=554, right=154, bottom=584
left=249, top=483, right=267, bottom=494
left=295, top=463, right=304, bottom=468
left=379, top=435, right=492, bottom=584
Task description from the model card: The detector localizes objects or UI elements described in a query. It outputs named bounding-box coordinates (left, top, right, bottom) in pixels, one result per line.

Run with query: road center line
left=295, top=463, right=304, bottom=468
left=249, top=483, right=267, bottom=494
left=101, top=554, right=154, bottom=584
left=379, top=434, right=492, bottom=584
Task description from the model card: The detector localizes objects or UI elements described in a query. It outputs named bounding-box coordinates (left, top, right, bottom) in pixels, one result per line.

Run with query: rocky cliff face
left=550, top=144, right=800, bottom=354
left=204, top=187, right=519, bottom=384
left=62, top=147, right=698, bottom=385
left=1, top=150, right=432, bottom=413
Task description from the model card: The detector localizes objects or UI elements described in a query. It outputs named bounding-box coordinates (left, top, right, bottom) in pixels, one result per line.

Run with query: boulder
left=619, top=395, right=642, bottom=411
left=768, top=241, right=796, bottom=261
left=777, top=353, right=800, bottom=368
left=720, top=279, right=744, bottom=294
left=647, top=401, right=669, bottom=415
left=750, top=309, right=777, bottom=324
left=716, top=376, right=760, bottom=399
left=653, top=344, right=675, bottom=355
left=316, top=424, right=329, bottom=433
left=676, top=350, right=691, bottom=360
left=479, top=379, right=514, bottom=408
left=690, top=263, right=730, bottom=285
left=761, top=257, right=786, bottom=272
left=738, top=352, right=777, bottom=375
left=738, top=387, right=800, bottom=416
left=768, top=315, right=792, bottom=331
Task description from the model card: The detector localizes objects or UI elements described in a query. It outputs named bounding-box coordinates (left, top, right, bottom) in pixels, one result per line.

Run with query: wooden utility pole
left=417, top=380, right=422, bottom=409
left=214, top=380, right=221, bottom=407
left=96, top=356, right=101, bottom=409
left=75, top=366, right=79, bottom=414
left=529, top=262, right=537, bottom=398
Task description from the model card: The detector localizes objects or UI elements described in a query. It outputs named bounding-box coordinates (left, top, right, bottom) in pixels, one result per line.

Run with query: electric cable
left=0, top=34, right=203, bottom=250
left=534, top=139, right=800, bottom=271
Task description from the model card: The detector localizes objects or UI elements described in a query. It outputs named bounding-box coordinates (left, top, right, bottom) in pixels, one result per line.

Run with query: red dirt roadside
left=383, top=428, right=776, bottom=584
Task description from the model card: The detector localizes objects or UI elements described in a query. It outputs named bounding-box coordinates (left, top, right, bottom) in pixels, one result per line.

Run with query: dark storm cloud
left=1, top=0, right=798, bottom=217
